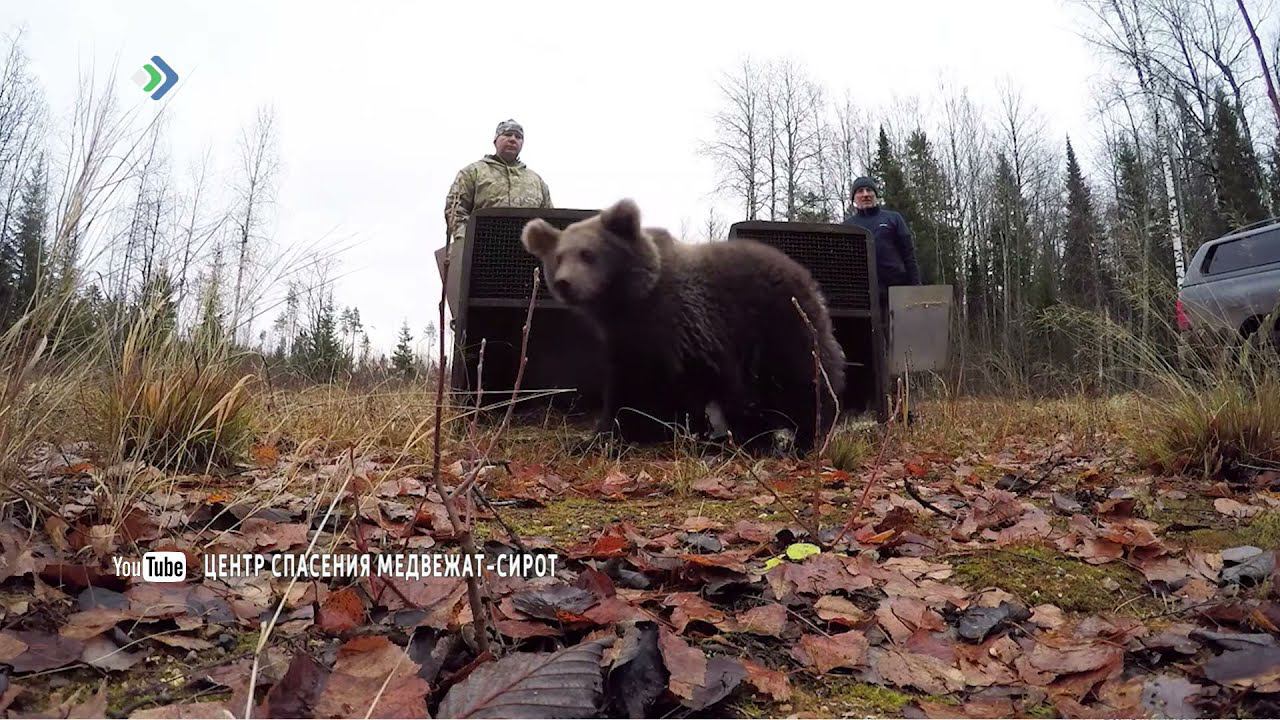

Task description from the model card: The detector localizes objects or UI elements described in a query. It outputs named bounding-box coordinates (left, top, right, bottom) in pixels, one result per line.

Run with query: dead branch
left=790, top=297, right=840, bottom=456
left=741, top=459, right=821, bottom=543
left=1017, top=454, right=1069, bottom=495
left=451, top=267, right=540, bottom=503
left=831, top=391, right=904, bottom=547
left=413, top=201, right=490, bottom=655
left=468, top=338, right=486, bottom=441
left=903, top=476, right=957, bottom=519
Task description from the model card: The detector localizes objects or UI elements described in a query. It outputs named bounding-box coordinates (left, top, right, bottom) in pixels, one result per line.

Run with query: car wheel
left=1244, top=318, right=1280, bottom=363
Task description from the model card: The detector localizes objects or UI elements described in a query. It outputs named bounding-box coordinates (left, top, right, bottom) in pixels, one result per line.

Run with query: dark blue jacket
left=842, top=206, right=921, bottom=290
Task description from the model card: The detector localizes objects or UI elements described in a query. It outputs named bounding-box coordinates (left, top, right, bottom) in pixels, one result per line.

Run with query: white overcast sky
left=4, top=0, right=1105, bottom=353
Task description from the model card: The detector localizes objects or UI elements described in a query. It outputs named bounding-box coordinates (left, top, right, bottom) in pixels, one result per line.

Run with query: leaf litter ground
left=2, top=398, right=1279, bottom=718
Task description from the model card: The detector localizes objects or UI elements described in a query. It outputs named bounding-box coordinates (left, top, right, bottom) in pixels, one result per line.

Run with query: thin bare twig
left=903, top=476, right=957, bottom=519
left=741, top=458, right=821, bottom=543
left=409, top=208, right=491, bottom=655
left=450, top=268, right=541, bottom=503
left=468, top=338, right=486, bottom=441
left=832, top=391, right=903, bottom=547
left=1016, top=454, right=1069, bottom=496
left=246, top=461, right=352, bottom=719
left=471, top=487, right=529, bottom=552
left=790, top=297, right=840, bottom=456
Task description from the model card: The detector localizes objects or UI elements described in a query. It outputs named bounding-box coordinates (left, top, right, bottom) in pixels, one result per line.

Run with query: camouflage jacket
left=443, top=155, right=553, bottom=241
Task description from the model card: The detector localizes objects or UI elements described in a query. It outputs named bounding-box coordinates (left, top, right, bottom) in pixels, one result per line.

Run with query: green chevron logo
left=132, top=56, right=178, bottom=100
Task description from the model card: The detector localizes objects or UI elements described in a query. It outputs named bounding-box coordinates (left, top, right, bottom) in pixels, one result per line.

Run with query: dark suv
left=1178, top=220, right=1280, bottom=348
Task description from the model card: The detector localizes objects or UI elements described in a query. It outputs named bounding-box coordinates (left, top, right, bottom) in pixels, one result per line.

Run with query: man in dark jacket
left=841, top=176, right=921, bottom=327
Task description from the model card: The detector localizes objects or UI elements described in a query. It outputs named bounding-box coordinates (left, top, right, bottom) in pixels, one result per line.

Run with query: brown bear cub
left=521, top=198, right=846, bottom=455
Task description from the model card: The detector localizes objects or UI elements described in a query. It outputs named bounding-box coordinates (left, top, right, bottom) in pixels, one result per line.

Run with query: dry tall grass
left=257, top=380, right=448, bottom=457
left=97, top=309, right=256, bottom=472
left=1041, top=301, right=1280, bottom=479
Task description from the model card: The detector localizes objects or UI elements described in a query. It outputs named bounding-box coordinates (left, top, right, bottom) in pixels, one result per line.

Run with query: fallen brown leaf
left=151, top=634, right=217, bottom=651
left=1026, top=637, right=1125, bottom=678
left=1214, top=498, right=1261, bottom=519
left=875, top=596, right=946, bottom=644
left=814, top=595, right=870, bottom=627
left=791, top=631, right=869, bottom=673
left=659, top=630, right=707, bottom=701
left=690, top=476, right=737, bottom=500
left=317, top=587, right=366, bottom=635
left=1202, top=647, right=1280, bottom=693
left=875, top=647, right=967, bottom=695
left=733, top=603, right=788, bottom=637
left=741, top=659, right=791, bottom=702
left=664, top=592, right=729, bottom=633
left=7, top=630, right=85, bottom=673
left=257, top=652, right=329, bottom=719
left=316, top=635, right=429, bottom=718
left=1140, top=674, right=1203, bottom=719
left=82, top=634, right=142, bottom=672
left=60, top=607, right=137, bottom=640
left=436, top=637, right=611, bottom=718
left=0, top=631, right=28, bottom=663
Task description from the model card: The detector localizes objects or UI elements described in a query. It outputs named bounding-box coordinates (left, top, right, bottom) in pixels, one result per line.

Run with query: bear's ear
left=600, top=198, right=641, bottom=240
left=521, top=219, right=560, bottom=258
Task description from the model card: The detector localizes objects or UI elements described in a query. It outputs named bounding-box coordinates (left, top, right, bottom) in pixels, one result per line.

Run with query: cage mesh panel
left=469, top=216, right=870, bottom=312
left=469, top=216, right=581, bottom=300
left=732, top=228, right=870, bottom=312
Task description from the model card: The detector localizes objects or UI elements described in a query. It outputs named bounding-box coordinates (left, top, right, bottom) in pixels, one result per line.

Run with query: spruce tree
left=392, top=321, right=416, bottom=378
left=1210, top=91, right=1268, bottom=230
left=0, top=210, right=17, bottom=329
left=1266, top=137, right=1280, bottom=217
left=869, top=126, right=919, bottom=228
left=1030, top=235, right=1057, bottom=310
left=1, top=160, right=48, bottom=328
left=344, top=306, right=362, bottom=359
left=1061, top=138, right=1101, bottom=310
left=195, top=274, right=226, bottom=347
left=904, top=129, right=957, bottom=286
left=1178, top=114, right=1228, bottom=250
left=1115, top=141, right=1176, bottom=343
left=964, top=245, right=986, bottom=335
left=359, top=333, right=372, bottom=370
left=297, top=295, right=347, bottom=381
left=140, top=268, right=178, bottom=336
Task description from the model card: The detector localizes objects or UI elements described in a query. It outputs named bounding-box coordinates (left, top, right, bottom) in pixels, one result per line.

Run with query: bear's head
left=521, top=198, right=662, bottom=309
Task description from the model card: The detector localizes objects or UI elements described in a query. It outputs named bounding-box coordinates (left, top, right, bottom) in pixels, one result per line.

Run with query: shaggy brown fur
left=521, top=198, right=845, bottom=454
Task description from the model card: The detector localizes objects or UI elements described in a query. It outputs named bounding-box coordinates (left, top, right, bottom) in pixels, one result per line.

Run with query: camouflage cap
left=494, top=119, right=524, bottom=138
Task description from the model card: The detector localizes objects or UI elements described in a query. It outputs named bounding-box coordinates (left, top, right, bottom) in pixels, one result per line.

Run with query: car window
left=1206, top=229, right=1280, bottom=274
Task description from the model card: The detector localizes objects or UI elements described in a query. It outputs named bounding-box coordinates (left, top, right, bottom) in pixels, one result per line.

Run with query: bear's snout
left=553, top=278, right=576, bottom=302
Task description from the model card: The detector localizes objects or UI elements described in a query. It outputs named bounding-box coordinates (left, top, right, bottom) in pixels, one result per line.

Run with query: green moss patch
left=952, top=544, right=1159, bottom=615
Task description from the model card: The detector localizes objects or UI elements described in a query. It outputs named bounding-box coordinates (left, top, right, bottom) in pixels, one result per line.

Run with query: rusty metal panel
left=888, top=285, right=954, bottom=375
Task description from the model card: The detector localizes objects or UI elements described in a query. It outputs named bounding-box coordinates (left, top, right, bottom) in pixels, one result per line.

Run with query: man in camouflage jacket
left=442, top=119, right=553, bottom=243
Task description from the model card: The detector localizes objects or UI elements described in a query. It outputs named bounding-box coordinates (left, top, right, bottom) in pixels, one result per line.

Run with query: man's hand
left=444, top=168, right=476, bottom=241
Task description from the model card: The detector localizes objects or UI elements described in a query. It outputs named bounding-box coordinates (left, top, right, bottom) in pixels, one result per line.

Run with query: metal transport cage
left=727, top=220, right=890, bottom=421
left=442, top=209, right=893, bottom=422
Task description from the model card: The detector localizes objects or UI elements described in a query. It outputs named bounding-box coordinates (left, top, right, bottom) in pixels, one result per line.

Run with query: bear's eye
left=578, top=248, right=597, bottom=264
